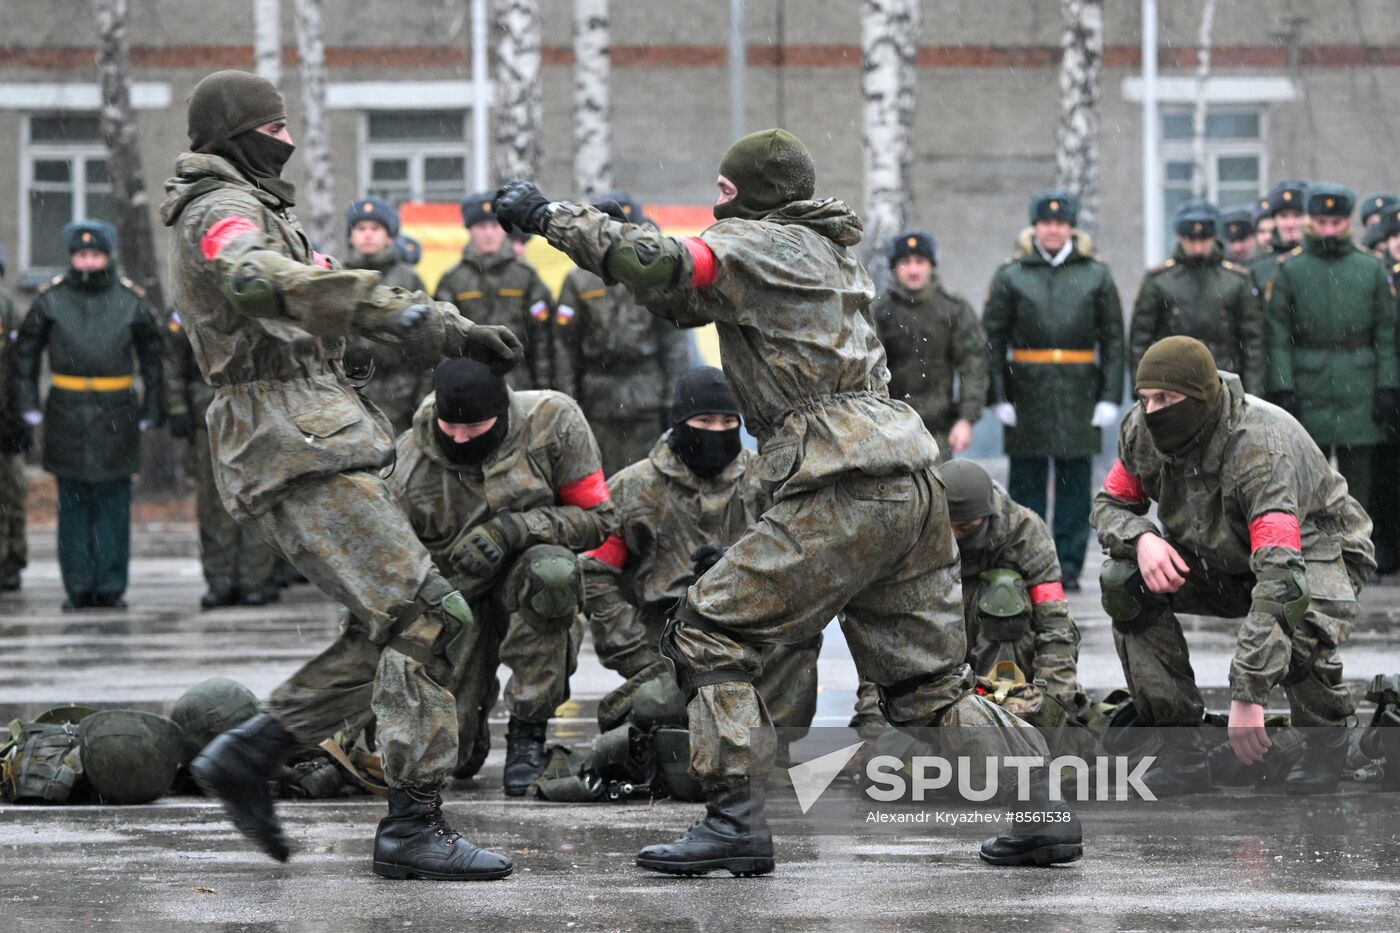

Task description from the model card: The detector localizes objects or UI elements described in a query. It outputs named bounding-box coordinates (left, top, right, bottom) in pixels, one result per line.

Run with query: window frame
left=357, top=109, right=472, bottom=204
left=1157, top=104, right=1269, bottom=248
left=18, top=112, right=114, bottom=276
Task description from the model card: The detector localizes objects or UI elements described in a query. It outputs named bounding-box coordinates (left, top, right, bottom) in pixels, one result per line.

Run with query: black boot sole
left=373, top=860, right=513, bottom=881
left=635, top=855, right=775, bottom=877
left=190, top=758, right=292, bottom=863
left=978, top=842, right=1083, bottom=867
left=502, top=784, right=530, bottom=797
left=1283, top=781, right=1341, bottom=796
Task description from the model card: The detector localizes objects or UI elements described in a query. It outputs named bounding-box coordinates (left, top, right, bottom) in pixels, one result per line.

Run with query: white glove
left=22, top=410, right=42, bottom=427
left=994, top=402, right=1017, bottom=427
left=138, top=419, right=154, bottom=432
left=1091, top=401, right=1120, bottom=428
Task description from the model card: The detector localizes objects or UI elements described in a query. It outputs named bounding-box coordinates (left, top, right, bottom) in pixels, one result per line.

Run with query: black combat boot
left=979, top=769, right=1083, bottom=867
left=200, top=583, right=239, bottom=610
left=239, top=585, right=280, bottom=607
left=636, top=782, right=775, bottom=877
left=1283, top=728, right=1349, bottom=795
left=2, top=568, right=20, bottom=591
left=372, top=784, right=513, bottom=881
left=1140, top=726, right=1215, bottom=797
left=502, top=718, right=548, bottom=796
left=190, top=713, right=300, bottom=861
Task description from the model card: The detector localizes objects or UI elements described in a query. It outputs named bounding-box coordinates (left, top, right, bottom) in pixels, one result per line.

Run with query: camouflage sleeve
left=161, top=321, right=193, bottom=418
left=551, top=273, right=582, bottom=398
left=1371, top=261, right=1399, bottom=390
left=580, top=468, right=661, bottom=677
left=132, top=297, right=165, bottom=422
left=514, top=397, right=616, bottom=550
left=1127, top=273, right=1162, bottom=382
left=1265, top=263, right=1295, bottom=393
left=980, top=266, right=1014, bottom=404
left=950, top=295, right=989, bottom=422
left=1095, top=266, right=1126, bottom=404
left=1089, top=419, right=1160, bottom=557
left=1236, top=274, right=1267, bottom=396
left=13, top=293, right=52, bottom=413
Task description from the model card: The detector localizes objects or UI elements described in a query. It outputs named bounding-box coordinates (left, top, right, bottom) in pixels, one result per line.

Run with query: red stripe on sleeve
left=200, top=216, right=259, bottom=261
left=311, top=249, right=333, bottom=270
left=1103, top=459, right=1148, bottom=503
left=682, top=236, right=718, bottom=288
left=1030, top=582, right=1066, bottom=605
left=585, top=534, right=629, bottom=569
left=1249, top=512, right=1302, bottom=552
left=559, top=469, right=610, bottom=509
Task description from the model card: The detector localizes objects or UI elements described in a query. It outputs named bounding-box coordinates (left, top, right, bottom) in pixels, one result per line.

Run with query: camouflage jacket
left=390, top=390, right=615, bottom=587
left=582, top=436, right=767, bottom=676
left=553, top=267, right=691, bottom=420
left=342, top=246, right=432, bottom=434
left=1090, top=373, right=1374, bottom=704
left=871, top=276, right=989, bottom=434
left=960, top=484, right=1079, bottom=695
left=434, top=244, right=552, bottom=391
left=159, top=152, right=477, bottom=521
left=542, top=199, right=938, bottom=500
left=161, top=311, right=214, bottom=424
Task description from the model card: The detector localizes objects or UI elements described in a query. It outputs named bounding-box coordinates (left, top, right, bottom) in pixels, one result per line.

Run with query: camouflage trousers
left=0, top=453, right=26, bottom=574
left=1114, top=549, right=1358, bottom=728
left=589, top=412, right=665, bottom=477
left=254, top=471, right=459, bottom=786
left=672, top=468, right=1046, bottom=788
left=189, top=428, right=277, bottom=589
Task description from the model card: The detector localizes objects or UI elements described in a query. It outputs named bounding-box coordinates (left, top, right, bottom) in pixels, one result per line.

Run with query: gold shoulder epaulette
left=119, top=276, right=147, bottom=298
left=37, top=274, right=63, bottom=294
left=1221, top=260, right=1250, bottom=276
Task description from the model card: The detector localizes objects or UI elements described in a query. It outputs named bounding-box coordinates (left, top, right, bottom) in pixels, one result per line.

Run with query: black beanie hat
left=670, top=366, right=741, bottom=426
left=433, top=358, right=510, bottom=423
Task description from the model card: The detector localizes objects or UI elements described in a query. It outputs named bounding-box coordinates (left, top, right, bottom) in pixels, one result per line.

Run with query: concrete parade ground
left=3, top=521, right=1400, bottom=932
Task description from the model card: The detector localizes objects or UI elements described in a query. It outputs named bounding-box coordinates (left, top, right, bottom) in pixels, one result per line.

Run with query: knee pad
left=1099, top=558, right=1149, bottom=629
left=518, top=545, right=581, bottom=626
left=976, top=568, right=1033, bottom=641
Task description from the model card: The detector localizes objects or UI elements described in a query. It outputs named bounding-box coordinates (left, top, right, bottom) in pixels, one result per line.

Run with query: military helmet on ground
left=170, top=677, right=259, bottom=764
left=81, top=710, right=184, bottom=804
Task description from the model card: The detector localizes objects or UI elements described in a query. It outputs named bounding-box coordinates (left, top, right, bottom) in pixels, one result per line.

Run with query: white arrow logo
left=787, top=742, right=864, bottom=814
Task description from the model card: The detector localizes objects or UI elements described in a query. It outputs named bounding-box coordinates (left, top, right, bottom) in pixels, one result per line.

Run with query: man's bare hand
left=1228, top=699, right=1271, bottom=765
left=947, top=419, right=974, bottom=454
left=1136, top=533, right=1189, bottom=593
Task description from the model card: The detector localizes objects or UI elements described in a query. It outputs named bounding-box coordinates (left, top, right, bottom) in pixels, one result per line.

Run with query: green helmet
left=81, top=710, right=184, bottom=804
left=170, top=677, right=259, bottom=764
left=34, top=705, right=100, bottom=726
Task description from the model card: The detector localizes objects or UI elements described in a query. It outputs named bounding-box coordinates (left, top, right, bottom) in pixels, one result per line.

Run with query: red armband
left=311, top=249, right=333, bottom=270
left=200, top=216, right=259, bottom=261
left=585, top=534, right=629, bottom=569
left=559, top=469, right=610, bottom=509
left=1249, top=512, right=1302, bottom=552
left=681, top=236, right=717, bottom=288
left=1029, top=582, right=1066, bottom=605
left=1103, top=459, right=1147, bottom=503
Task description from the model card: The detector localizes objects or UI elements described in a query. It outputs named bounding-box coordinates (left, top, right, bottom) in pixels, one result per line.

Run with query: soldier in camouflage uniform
left=1092, top=337, right=1371, bottom=797
left=870, top=231, right=988, bottom=459
left=342, top=198, right=432, bottom=435
left=1129, top=200, right=1264, bottom=394
left=435, top=193, right=553, bottom=391
left=583, top=367, right=819, bottom=749
left=161, top=70, right=520, bottom=881
left=1249, top=180, right=1307, bottom=295
left=554, top=193, right=691, bottom=475
left=164, top=313, right=279, bottom=608
left=495, top=127, right=1081, bottom=875
left=388, top=358, right=614, bottom=796
left=0, top=245, right=27, bottom=592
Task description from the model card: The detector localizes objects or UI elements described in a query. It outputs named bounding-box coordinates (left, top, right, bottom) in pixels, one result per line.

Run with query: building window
left=360, top=110, right=469, bottom=203
left=20, top=114, right=119, bottom=272
left=1160, top=106, right=1266, bottom=248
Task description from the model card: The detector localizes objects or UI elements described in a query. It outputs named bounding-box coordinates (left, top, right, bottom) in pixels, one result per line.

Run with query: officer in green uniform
left=14, top=221, right=163, bottom=611
left=161, top=70, right=520, bottom=881
left=1265, top=183, right=1398, bottom=512
left=342, top=198, right=431, bottom=435
left=164, top=311, right=280, bottom=608
left=983, top=191, right=1126, bottom=590
left=553, top=193, right=691, bottom=475
left=435, top=193, right=553, bottom=391
left=495, top=127, right=1081, bottom=875
left=1252, top=198, right=1275, bottom=256
left=0, top=244, right=28, bottom=592
left=1375, top=206, right=1400, bottom=575
left=388, top=359, right=614, bottom=796
left=871, top=231, right=988, bottom=459
left=1249, top=180, right=1307, bottom=295
left=1359, top=193, right=1398, bottom=255
left=1092, top=337, right=1372, bottom=796
left=1221, top=209, right=1254, bottom=264
left=1130, top=200, right=1264, bottom=394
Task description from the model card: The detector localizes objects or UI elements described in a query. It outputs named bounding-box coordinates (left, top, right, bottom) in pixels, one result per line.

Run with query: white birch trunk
left=860, top=0, right=921, bottom=273
left=254, top=0, right=282, bottom=88
left=293, top=0, right=335, bottom=248
left=1055, top=0, right=1104, bottom=234
left=572, top=0, right=611, bottom=198
left=1190, top=0, right=1218, bottom=199
left=494, top=0, right=543, bottom=183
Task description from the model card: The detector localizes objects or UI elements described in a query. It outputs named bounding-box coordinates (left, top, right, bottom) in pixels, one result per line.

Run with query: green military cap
left=1173, top=199, right=1221, bottom=240
left=1221, top=208, right=1254, bottom=242
left=888, top=230, right=938, bottom=269
left=1029, top=190, right=1077, bottom=226
left=63, top=220, right=116, bottom=256
left=1305, top=183, right=1354, bottom=218
left=1268, top=180, right=1308, bottom=215
left=1251, top=197, right=1272, bottom=224
left=460, top=191, right=499, bottom=227
left=1360, top=193, right=1398, bottom=225
left=1379, top=207, right=1400, bottom=241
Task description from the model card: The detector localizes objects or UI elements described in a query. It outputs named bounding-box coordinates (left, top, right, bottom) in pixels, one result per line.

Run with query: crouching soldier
left=389, top=358, right=614, bottom=795
left=1091, top=336, right=1372, bottom=797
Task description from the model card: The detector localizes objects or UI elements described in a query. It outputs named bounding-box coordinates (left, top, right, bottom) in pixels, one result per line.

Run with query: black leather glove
left=594, top=200, right=627, bottom=223
left=463, top=323, right=524, bottom=375
left=492, top=181, right=552, bottom=235
left=691, top=544, right=728, bottom=578
left=168, top=411, right=194, bottom=440
left=450, top=513, right=528, bottom=592
left=1374, top=387, right=1400, bottom=427
left=0, top=422, right=30, bottom=456
left=1266, top=391, right=1299, bottom=417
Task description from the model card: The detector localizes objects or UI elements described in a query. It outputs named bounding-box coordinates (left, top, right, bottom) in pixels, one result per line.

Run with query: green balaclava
left=187, top=70, right=296, bottom=205
left=939, top=459, right=996, bottom=550
left=1135, top=336, right=1224, bottom=454
left=714, top=128, right=816, bottom=221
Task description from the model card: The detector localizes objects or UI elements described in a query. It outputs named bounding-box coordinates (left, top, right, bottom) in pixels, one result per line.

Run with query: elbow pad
left=604, top=237, right=683, bottom=290
left=1252, top=566, right=1309, bottom=638
left=226, top=264, right=281, bottom=318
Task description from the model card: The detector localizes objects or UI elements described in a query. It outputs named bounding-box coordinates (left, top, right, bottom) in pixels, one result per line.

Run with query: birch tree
left=293, top=0, right=335, bottom=247
left=1190, top=0, right=1218, bottom=198
left=494, top=0, right=543, bottom=183
left=573, top=0, right=612, bottom=197
left=1055, top=0, right=1103, bottom=234
left=860, top=0, right=921, bottom=274
left=253, top=0, right=282, bottom=87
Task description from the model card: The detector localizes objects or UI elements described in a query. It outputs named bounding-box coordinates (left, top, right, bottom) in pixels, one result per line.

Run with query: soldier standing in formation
left=435, top=193, right=553, bottom=390
left=870, top=230, right=988, bottom=460
left=1221, top=209, right=1255, bottom=264
left=1129, top=200, right=1264, bottom=394
left=1359, top=192, right=1398, bottom=255
left=1252, top=198, right=1275, bottom=257
left=1249, top=179, right=1307, bottom=295
left=0, top=244, right=27, bottom=592
left=983, top=191, right=1125, bottom=591
left=553, top=193, right=691, bottom=475
left=14, top=221, right=163, bottom=611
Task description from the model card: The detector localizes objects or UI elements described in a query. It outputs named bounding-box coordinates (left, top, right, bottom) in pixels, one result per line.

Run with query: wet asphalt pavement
left=3, top=523, right=1400, bottom=931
